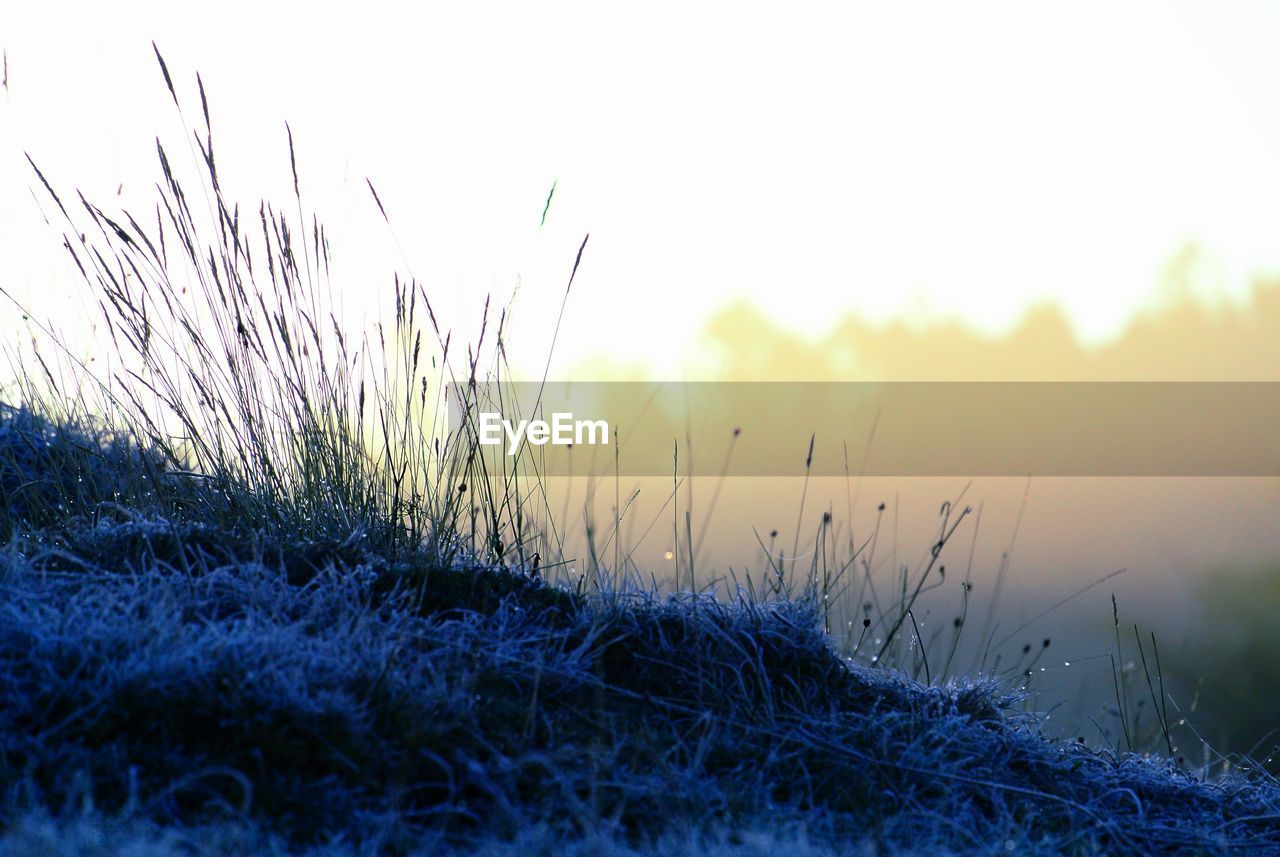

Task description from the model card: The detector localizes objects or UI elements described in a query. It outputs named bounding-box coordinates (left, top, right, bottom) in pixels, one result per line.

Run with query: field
left=2, top=52, right=1280, bottom=855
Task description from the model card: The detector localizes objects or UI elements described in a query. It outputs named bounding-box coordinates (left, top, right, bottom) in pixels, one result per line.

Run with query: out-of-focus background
left=3, top=2, right=1280, bottom=761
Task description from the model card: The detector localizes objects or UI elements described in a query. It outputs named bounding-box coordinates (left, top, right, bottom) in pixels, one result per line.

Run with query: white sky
left=4, top=2, right=1280, bottom=377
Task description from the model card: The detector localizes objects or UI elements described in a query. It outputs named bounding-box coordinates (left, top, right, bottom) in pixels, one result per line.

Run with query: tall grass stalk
left=9, top=46, right=584, bottom=575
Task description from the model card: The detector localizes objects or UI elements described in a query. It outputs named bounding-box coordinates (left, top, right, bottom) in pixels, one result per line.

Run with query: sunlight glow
left=4, top=2, right=1280, bottom=377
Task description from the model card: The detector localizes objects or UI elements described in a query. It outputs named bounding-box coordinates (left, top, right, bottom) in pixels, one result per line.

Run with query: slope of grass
left=1, top=412, right=1280, bottom=855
